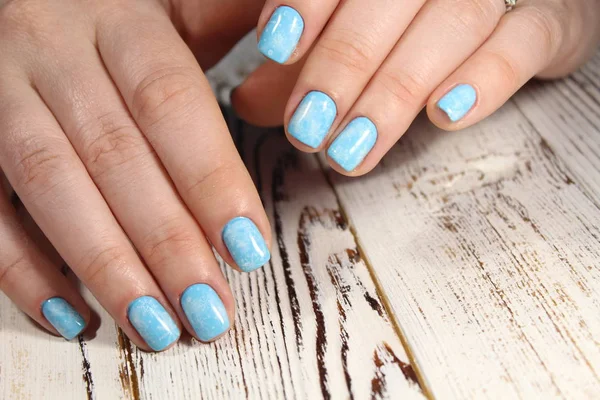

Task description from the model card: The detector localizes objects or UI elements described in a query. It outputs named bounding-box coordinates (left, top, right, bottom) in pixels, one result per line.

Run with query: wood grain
left=1, top=40, right=600, bottom=400
left=0, top=122, right=424, bottom=399
left=327, top=65, right=600, bottom=397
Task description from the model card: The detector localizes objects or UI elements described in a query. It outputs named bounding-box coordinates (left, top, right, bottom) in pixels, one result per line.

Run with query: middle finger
left=32, top=29, right=235, bottom=343
left=283, top=0, right=427, bottom=151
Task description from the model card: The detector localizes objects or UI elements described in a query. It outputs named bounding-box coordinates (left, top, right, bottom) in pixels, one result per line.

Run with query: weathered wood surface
left=0, top=121, right=425, bottom=399
left=327, top=50, right=600, bottom=398
left=1, top=42, right=600, bottom=399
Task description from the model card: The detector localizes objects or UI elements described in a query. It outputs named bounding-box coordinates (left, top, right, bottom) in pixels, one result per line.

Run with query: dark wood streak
left=116, top=328, right=140, bottom=400
left=337, top=300, right=353, bottom=400
left=298, top=207, right=330, bottom=399
left=229, top=269, right=249, bottom=399
left=272, top=151, right=304, bottom=351
left=371, top=342, right=419, bottom=399
left=263, top=259, right=290, bottom=399
left=253, top=131, right=298, bottom=398
left=78, top=336, right=95, bottom=400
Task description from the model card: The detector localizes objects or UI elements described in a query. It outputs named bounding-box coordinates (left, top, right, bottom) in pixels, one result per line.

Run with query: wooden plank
left=0, top=122, right=424, bottom=399
left=328, top=69, right=600, bottom=397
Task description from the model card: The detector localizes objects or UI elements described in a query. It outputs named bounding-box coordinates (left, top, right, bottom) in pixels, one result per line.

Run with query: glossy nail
left=289, top=91, right=337, bottom=148
left=258, top=6, right=304, bottom=64
left=127, top=296, right=180, bottom=351
left=41, top=297, right=85, bottom=340
left=223, top=217, right=270, bottom=272
left=328, top=117, right=378, bottom=172
left=181, top=284, right=230, bottom=342
left=437, top=84, right=477, bottom=122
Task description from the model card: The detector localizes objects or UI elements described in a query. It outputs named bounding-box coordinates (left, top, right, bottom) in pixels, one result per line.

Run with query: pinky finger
left=0, top=185, right=89, bottom=340
left=427, top=1, right=569, bottom=130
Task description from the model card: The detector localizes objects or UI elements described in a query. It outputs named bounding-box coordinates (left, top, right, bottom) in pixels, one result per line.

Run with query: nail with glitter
left=222, top=217, right=270, bottom=272
left=289, top=91, right=337, bottom=148
left=181, top=284, right=230, bottom=342
left=127, top=296, right=180, bottom=351
left=41, top=297, right=85, bottom=340
left=258, top=6, right=304, bottom=64
left=327, top=117, right=378, bottom=172
left=437, top=84, right=477, bottom=122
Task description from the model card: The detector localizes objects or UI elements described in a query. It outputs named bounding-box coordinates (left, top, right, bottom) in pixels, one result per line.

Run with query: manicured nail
left=41, top=297, right=85, bottom=340
left=289, top=91, right=337, bottom=148
left=181, top=284, right=230, bottom=342
left=127, top=296, right=180, bottom=351
left=258, top=6, right=304, bottom=64
left=327, top=117, right=378, bottom=172
left=222, top=217, right=270, bottom=272
left=437, top=84, right=477, bottom=122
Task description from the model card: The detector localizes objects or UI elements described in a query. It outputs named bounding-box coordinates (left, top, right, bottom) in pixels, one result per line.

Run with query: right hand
left=0, top=0, right=269, bottom=351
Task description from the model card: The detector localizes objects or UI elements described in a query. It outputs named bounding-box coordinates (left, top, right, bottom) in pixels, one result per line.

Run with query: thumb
left=231, top=60, right=303, bottom=127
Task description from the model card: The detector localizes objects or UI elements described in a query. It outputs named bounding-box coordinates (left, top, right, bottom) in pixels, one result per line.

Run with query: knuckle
left=0, top=254, right=27, bottom=289
left=519, top=5, right=563, bottom=59
left=183, top=159, right=237, bottom=201
left=77, top=112, right=152, bottom=177
left=11, top=136, right=73, bottom=197
left=131, top=67, right=203, bottom=128
left=316, top=30, right=376, bottom=75
left=481, top=49, right=520, bottom=89
left=78, top=244, right=128, bottom=288
left=446, top=0, right=503, bottom=36
left=140, top=216, right=199, bottom=267
left=375, top=69, right=428, bottom=109
left=1, top=0, right=59, bottom=45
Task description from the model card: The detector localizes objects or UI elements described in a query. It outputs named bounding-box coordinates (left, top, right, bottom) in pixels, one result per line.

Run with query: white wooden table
left=1, top=40, right=600, bottom=399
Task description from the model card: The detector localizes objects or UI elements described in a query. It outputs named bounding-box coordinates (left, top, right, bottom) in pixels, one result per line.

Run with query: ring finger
left=325, top=0, right=505, bottom=174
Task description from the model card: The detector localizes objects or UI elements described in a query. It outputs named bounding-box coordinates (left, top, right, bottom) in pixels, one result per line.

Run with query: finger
left=324, top=0, right=504, bottom=174
left=97, top=3, right=271, bottom=273
left=256, top=1, right=338, bottom=64
left=283, top=0, right=426, bottom=152
left=427, top=0, right=570, bottom=130
left=0, top=185, right=89, bottom=340
left=232, top=60, right=303, bottom=126
left=0, top=80, right=180, bottom=351
left=32, top=33, right=234, bottom=342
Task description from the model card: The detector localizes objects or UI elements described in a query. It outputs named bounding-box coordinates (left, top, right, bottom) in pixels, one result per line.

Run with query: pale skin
left=234, top=0, right=600, bottom=175
left=0, top=0, right=599, bottom=351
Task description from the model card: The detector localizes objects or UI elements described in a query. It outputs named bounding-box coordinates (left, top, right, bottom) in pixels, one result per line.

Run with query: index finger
left=96, top=2, right=271, bottom=272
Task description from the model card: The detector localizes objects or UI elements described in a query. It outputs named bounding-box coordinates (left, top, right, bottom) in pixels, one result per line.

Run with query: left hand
left=233, top=0, right=600, bottom=175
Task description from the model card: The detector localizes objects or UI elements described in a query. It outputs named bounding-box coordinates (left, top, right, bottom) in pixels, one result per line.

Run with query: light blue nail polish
left=327, top=117, right=378, bottom=172
left=127, top=296, right=180, bottom=351
left=181, top=284, right=230, bottom=342
left=41, top=297, right=85, bottom=340
left=258, top=6, right=304, bottom=64
left=289, top=91, right=337, bottom=148
left=222, top=217, right=270, bottom=272
left=437, top=84, right=477, bottom=122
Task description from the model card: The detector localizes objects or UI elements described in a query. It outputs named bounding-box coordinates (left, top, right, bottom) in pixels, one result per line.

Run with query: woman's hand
left=0, top=0, right=268, bottom=351
left=233, top=0, right=600, bottom=175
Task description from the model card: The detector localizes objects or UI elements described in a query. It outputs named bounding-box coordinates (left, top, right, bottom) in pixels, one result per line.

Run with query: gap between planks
left=316, top=155, right=435, bottom=400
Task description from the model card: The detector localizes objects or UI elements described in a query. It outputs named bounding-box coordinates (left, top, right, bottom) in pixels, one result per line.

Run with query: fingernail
left=437, top=84, right=477, bottom=122
left=41, top=297, right=86, bottom=340
left=327, top=117, right=378, bottom=172
left=127, top=296, right=180, bottom=351
left=289, top=91, right=337, bottom=148
left=223, top=217, right=270, bottom=272
left=181, top=284, right=230, bottom=342
left=258, top=6, right=304, bottom=64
